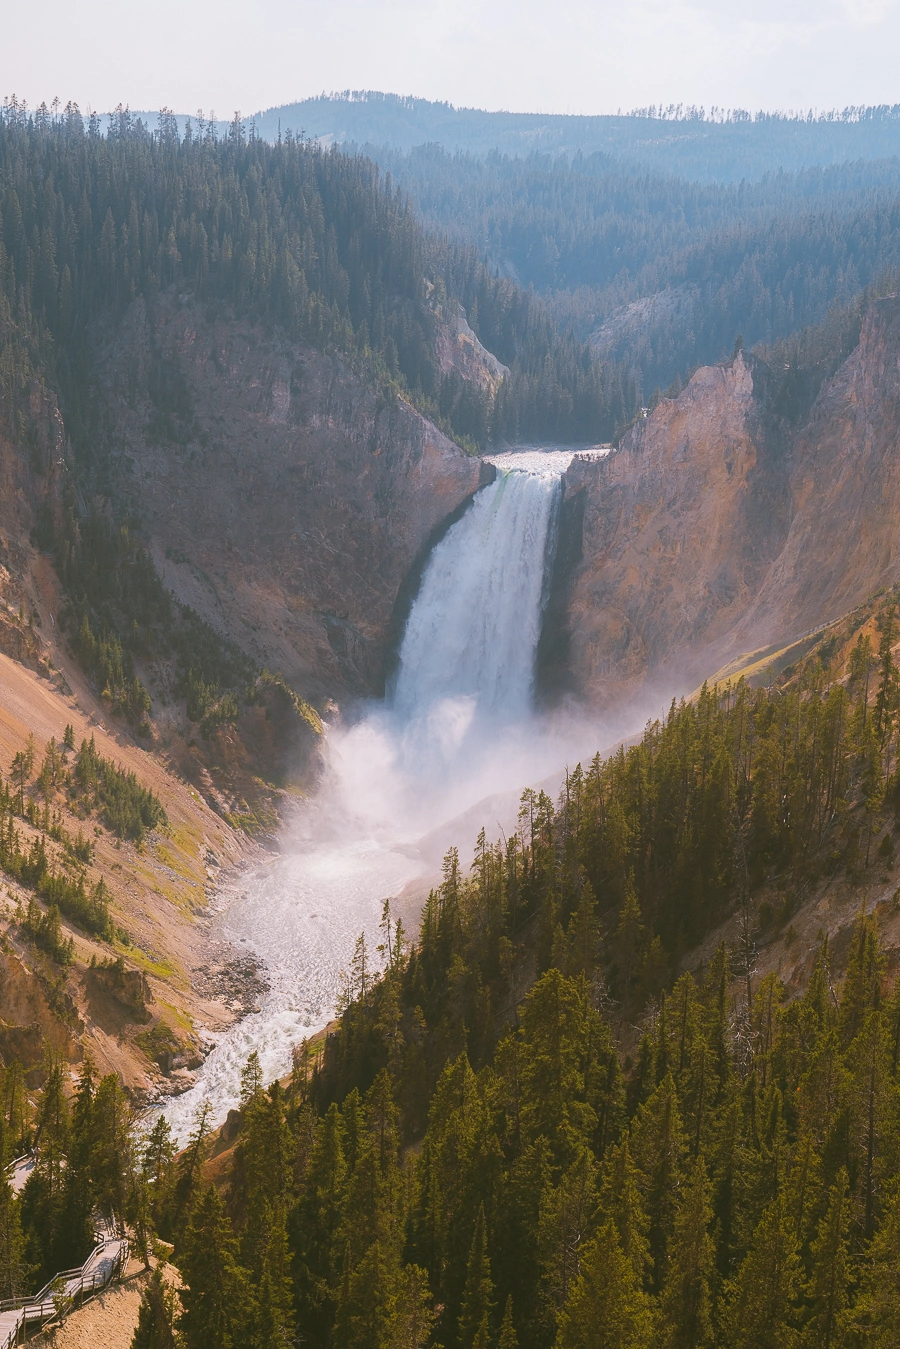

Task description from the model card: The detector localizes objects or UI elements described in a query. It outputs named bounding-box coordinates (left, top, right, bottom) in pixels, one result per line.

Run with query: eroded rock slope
left=556, top=297, right=900, bottom=709
left=91, top=293, right=491, bottom=699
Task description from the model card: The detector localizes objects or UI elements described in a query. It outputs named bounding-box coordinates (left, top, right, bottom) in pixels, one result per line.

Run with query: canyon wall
left=84, top=290, right=900, bottom=718
left=558, top=297, right=900, bottom=709
left=90, top=293, right=491, bottom=700
left=739, top=297, right=900, bottom=642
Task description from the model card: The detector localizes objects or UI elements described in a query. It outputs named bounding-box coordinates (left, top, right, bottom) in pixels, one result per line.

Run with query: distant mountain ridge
left=125, top=92, right=900, bottom=183
left=252, top=93, right=900, bottom=183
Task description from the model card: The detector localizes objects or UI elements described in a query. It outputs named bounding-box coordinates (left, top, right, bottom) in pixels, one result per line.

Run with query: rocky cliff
left=0, top=293, right=496, bottom=1098
left=0, top=376, right=70, bottom=672
left=90, top=293, right=491, bottom=701
left=739, top=298, right=900, bottom=644
left=555, top=298, right=900, bottom=709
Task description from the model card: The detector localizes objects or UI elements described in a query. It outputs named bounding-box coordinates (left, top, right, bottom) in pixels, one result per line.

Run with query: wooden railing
left=4, top=1157, right=33, bottom=1196
left=0, top=1234, right=128, bottom=1347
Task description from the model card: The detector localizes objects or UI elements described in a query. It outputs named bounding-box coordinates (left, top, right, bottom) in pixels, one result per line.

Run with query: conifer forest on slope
left=7, top=599, right=900, bottom=1346
left=8, top=98, right=900, bottom=1349
left=0, top=104, right=635, bottom=452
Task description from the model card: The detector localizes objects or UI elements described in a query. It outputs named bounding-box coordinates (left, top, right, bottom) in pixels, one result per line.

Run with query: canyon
left=87, top=293, right=900, bottom=725
left=6, top=287, right=900, bottom=1107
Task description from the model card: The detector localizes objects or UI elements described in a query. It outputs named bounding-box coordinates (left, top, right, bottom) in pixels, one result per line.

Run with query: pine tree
left=20, top=1057, right=71, bottom=1282
left=629, top=1074, right=686, bottom=1291
left=459, top=1203, right=495, bottom=1349
left=555, top=1220, right=654, bottom=1349
left=539, top=1144, right=598, bottom=1308
left=143, top=1115, right=176, bottom=1232
left=566, top=879, right=601, bottom=977
left=837, top=907, right=881, bottom=1025
left=59, top=1055, right=96, bottom=1268
left=659, top=1157, right=714, bottom=1349
left=852, top=1181, right=900, bottom=1344
left=720, top=1193, right=801, bottom=1349
left=801, top=1170, right=849, bottom=1349
left=385, top=1264, right=434, bottom=1349
left=130, top=1265, right=180, bottom=1348
left=168, top=1100, right=212, bottom=1237
left=91, top=1071, right=132, bottom=1220
left=178, top=1185, right=253, bottom=1349
left=0, top=1167, right=26, bottom=1300
left=497, top=1295, right=519, bottom=1349
left=599, top=1137, right=651, bottom=1286
left=329, top=1118, right=406, bottom=1349
left=239, top=1072, right=292, bottom=1281
left=240, top=1050, right=264, bottom=1106
left=291, top=1101, right=347, bottom=1345
left=874, top=606, right=899, bottom=747
left=517, top=969, right=597, bottom=1166
left=254, top=1202, right=294, bottom=1349
left=614, top=880, right=646, bottom=996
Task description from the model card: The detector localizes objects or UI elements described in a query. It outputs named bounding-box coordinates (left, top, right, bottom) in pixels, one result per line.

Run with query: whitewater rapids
left=164, top=449, right=581, bottom=1143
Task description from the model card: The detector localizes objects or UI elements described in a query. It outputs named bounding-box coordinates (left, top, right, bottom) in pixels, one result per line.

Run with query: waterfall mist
left=165, top=450, right=611, bottom=1141
left=332, top=458, right=569, bottom=840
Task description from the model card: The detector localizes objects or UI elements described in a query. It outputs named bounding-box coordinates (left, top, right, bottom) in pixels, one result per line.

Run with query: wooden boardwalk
left=0, top=1213, right=127, bottom=1348
left=6, top=1156, right=34, bottom=1196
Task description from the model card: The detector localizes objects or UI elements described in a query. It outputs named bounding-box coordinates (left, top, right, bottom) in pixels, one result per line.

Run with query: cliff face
left=738, top=298, right=900, bottom=643
left=557, top=352, right=788, bottom=706
left=90, top=293, right=490, bottom=699
left=558, top=297, right=900, bottom=709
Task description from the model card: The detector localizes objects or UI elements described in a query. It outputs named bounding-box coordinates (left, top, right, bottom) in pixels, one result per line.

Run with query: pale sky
left=3, top=0, right=898, bottom=119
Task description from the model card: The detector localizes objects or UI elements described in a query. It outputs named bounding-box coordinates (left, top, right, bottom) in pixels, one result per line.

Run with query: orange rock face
left=557, top=298, right=900, bottom=711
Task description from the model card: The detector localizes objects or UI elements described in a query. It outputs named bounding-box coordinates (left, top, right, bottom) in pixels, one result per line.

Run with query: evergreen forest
left=7, top=92, right=900, bottom=1349
left=363, top=141, right=900, bottom=397
left=5, top=599, right=900, bottom=1346
left=0, top=100, right=635, bottom=449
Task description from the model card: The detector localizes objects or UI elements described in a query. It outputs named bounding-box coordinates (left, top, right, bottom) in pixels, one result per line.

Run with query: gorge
left=9, top=104, right=900, bottom=1348
left=164, top=450, right=580, bottom=1139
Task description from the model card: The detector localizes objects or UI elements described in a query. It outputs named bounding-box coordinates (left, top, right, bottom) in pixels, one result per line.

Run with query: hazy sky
left=3, top=0, right=899, bottom=119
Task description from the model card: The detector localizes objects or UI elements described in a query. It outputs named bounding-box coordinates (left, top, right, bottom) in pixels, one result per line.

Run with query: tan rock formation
left=739, top=297, right=900, bottom=642
left=435, top=300, right=510, bottom=391
left=557, top=297, right=900, bottom=710
left=91, top=294, right=490, bottom=700
left=558, top=351, right=786, bottom=706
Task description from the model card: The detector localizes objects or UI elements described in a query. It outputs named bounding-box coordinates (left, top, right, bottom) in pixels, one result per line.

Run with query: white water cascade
left=164, top=450, right=574, bottom=1142
left=393, top=465, right=561, bottom=720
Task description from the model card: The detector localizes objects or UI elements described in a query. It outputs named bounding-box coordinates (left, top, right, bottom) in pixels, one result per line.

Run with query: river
left=164, top=448, right=584, bottom=1143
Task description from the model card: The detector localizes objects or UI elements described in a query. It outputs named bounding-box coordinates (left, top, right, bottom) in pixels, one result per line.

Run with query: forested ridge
left=362, top=141, right=900, bottom=398
left=7, top=597, right=900, bottom=1345
left=0, top=99, right=635, bottom=448
left=7, top=95, right=900, bottom=448
left=254, top=92, right=900, bottom=181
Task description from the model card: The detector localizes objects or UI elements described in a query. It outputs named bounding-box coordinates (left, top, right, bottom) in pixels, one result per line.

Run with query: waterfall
left=163, top=451, right=573, bottom=1142
left=392, top=462, right=563, bottom=722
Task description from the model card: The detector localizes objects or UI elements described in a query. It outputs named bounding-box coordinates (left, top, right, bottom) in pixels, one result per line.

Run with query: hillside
left=0, top=636, right=251, bottom=1098
left=104, top=584, right=900, bottom=1349
left=362, top=143, right=900, bottom=398
left=0, top=111, right=503, bottom=1105
left=0, top=335, right=258, bottom=1098
left=87, top=292, right=491, bottom=700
